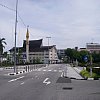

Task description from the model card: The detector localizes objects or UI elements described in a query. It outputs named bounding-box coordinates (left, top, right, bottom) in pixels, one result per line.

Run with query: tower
left=26, top=26, right=29, bottom=63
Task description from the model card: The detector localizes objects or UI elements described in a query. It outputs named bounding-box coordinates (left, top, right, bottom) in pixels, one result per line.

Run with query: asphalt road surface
left=0, top=64, right=100, bottom=100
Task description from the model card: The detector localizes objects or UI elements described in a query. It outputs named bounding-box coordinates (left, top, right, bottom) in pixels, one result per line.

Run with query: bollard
left=25, top=66, right=27, bottom=72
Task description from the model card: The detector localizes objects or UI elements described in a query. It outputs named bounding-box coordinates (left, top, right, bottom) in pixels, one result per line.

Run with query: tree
left=0, top=38, right=7, bottom=55
left=65, top=48, right=78, bottom=63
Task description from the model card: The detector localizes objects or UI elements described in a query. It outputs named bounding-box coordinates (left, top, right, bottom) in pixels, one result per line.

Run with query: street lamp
left=46, top=37, right=51, bottom=65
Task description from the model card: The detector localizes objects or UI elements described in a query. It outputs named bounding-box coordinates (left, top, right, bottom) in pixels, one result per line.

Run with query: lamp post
left=46, top=37, right=51, bottom=65
left=14, top=0, right=18, bottom=73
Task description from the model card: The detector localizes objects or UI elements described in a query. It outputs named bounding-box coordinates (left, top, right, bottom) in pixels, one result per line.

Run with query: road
left=0, top=64, right=100, bottom=100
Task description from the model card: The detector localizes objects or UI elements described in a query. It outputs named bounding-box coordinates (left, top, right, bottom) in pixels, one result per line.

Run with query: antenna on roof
left=91, top=38, right=94, bottom=44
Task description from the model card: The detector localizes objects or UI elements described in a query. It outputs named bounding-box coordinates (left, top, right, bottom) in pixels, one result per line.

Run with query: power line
left=0, top=3, right=46, bottom=40
left=0, top=3, right=26, bottom=28
left=18, top=13, right=26, bottom=27
left=0, top=3, right=15, bottom=11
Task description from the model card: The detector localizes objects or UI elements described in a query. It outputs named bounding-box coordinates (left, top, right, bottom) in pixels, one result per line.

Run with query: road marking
left=20, top=82, right=24, bottom=85
left=38, top=69, right=41, bottom=71
left=59, top=70, right=62, bottom=72
left=35, top=76, right=38, bottom=78
left=43, top=70, right=46, bottom=71
left=8, top=76, right=25, bottom=82
left=43, top=78, right=51, bottom=85
left=61, top=72, right=64, bottom=77
left=48, top=70, right=51, bottom=71
left=54, top=70, right=57, bottom=72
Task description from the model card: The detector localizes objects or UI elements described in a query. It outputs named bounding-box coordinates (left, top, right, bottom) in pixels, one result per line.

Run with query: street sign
left=23, top=54, right=26, bottom=59
left=84, top=55, right=88, bottom=62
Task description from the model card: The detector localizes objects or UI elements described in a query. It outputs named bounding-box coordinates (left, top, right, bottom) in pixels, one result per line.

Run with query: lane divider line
left=54, top=70, right=57, bottom=72
left=8, top=76, right=25, bottom=82
left=61, top=72, right=64, bottom=77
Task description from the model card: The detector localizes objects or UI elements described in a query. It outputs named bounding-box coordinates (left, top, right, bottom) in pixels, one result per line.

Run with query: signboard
left=83, top=55, right=88, bottom=62
left=23, top=54, right=26, bottom=59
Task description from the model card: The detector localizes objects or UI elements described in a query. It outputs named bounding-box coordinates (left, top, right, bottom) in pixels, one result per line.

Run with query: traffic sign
left=83, top=55, right=88, bottom=62
left=23, top=54, right=26, bottom=59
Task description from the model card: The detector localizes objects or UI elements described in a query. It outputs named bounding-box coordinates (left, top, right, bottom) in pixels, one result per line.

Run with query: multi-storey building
left=57, top=49, right=65, bottom=59
left=9, top=39, right=58, bottom=64
left=86, top=43, right=100, bottom=53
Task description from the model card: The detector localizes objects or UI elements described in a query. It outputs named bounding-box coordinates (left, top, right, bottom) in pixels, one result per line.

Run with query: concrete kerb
left=68, top=65, right=100, bottom=81
left=7, top=64, right=47, bottom=76
left=5, top=67, right=13, bottom=69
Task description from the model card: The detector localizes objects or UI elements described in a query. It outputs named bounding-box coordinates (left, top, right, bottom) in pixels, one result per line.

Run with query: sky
left=0, top=0, right=100, bottom=51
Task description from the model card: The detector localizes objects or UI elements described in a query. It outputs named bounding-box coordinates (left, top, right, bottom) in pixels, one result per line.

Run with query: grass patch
left=80, top=70, right=100, bottom=78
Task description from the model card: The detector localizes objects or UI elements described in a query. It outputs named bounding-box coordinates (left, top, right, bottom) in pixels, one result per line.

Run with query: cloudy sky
left=0, top=0, right=100, bottom=51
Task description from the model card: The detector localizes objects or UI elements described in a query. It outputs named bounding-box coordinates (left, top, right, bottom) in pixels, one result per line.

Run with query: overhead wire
left=0, top=2, right=43, bottom=39
left=0, top=3, right=26, bottom=28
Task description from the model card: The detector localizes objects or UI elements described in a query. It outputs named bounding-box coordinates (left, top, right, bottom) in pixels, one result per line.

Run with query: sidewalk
left=65, top=65, right=84, bottom=79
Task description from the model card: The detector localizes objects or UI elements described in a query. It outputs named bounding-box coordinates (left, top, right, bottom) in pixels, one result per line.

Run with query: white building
left=9, top=39, right=58, bottom=64
left=86, top=43, right=100, bottom=53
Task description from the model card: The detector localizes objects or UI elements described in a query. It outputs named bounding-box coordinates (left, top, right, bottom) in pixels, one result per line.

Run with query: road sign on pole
left=84, top=55, right=88, bottom=62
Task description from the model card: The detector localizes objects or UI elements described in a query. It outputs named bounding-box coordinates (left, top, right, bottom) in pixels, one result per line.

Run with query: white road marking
left=59, top=70, right=62, bottom=72
left=20, top=82, right=24, bottom=85
left=8, top=76, right=25, bottom=82
left=35, top=76, right=38, bottom=78
left=61, top=72, right=64, bottom=77
left=54, top=70, right=57, bottom=72
left=48, top=70, right=51, bottom=71
left=43, top=70, right=46, bottom=71
left=43, top=78, right=51, bottom=85
left=38, top=69, right=41, bottom=71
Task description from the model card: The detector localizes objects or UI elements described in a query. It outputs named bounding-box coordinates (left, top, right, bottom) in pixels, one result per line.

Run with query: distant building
left=78, top=43, right=100, bottom=53
left=78, top=48, right=87, bottom=51
left=9, top=39, right=58, bottom=64
left=57, top=49, right=66, bottom=59
left=86, top=43, right=100, bottom=53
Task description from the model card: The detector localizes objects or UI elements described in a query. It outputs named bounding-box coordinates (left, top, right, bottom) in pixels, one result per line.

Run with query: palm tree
left=0, top=38, right=7, bottom=55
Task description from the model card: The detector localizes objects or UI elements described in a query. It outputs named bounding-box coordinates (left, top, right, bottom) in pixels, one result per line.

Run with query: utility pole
left=14, top=0, right=18, bottom=73
left=46, top=37, right=51, bottom=65
left=26, top=26, right=29, bottom=63
left=90, top=54, right=93, bottom=77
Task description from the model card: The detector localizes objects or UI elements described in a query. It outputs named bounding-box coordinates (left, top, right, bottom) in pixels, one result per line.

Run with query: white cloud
left=0, top=0, right=100, bottom=51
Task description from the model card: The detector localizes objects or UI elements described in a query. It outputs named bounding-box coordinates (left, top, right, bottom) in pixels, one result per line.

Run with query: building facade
left=9, top=39, right=58, bottom=64
left=57, top=49, right=65, bottom=59
left=86, top=43, right=100, bottom=53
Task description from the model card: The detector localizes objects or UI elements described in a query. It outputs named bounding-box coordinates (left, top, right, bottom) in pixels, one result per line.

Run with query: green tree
left=92, top=52, right=100, bottom=63
left=65, top=48, right=78, bottom=63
